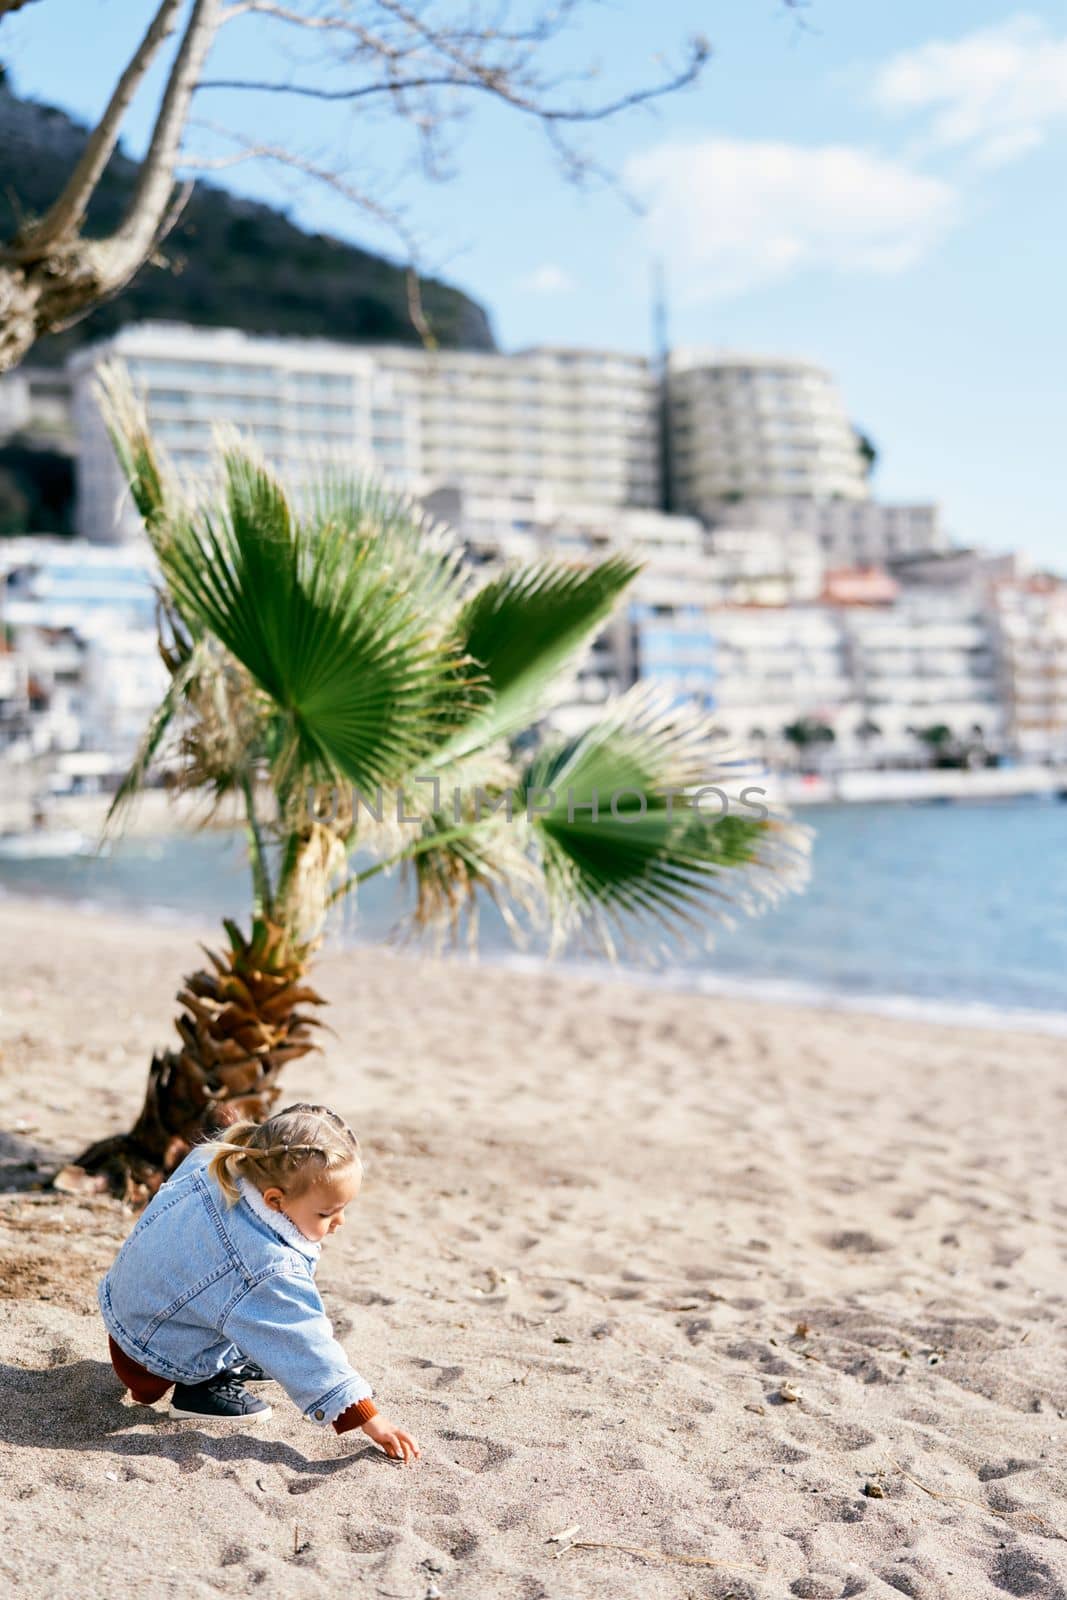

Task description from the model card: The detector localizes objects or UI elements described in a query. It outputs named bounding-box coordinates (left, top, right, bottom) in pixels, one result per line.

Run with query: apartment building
left=841, top=588, right=1003, bottom=760
left=707, top=495, right=947, bottom=569
left=0, top=631, right=29, bottom=755
left=703, top=525, right=825, bottom=606
left=0, top=365, right=74, bottom=442
left=69, top=325, right=395, bottom=543
left=667, top=350, right=870, bottom=519
left=0, top=539, right=163, bottom=762
left=992, top=575, right=1067, bottom=758
left=369, top=343, right=659, bottom=511
left=418, top=485, right=999, bottom=759
left=700, top=607, right=858, bottom=760
left=423, top=485, right=702, bottom=566
left=69, top=325, right=659, bottom=542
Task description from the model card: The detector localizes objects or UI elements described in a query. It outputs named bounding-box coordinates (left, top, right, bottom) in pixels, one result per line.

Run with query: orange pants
left=108, top=1334, right=173, bottom=1404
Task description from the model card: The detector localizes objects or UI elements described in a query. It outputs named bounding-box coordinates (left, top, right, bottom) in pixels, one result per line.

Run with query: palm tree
left=57, top=371, right=809, bottom=1204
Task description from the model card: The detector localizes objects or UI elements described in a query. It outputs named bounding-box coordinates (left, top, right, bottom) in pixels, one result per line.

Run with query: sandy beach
left=0, top=899, right=1065, bottom=1600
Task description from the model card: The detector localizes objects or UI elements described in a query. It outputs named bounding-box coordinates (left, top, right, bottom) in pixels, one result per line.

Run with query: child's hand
left=361, top=1414, right=420, bottom=1463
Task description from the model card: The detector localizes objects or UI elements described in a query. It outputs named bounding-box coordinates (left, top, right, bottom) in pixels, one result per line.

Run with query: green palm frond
left=93, top=361, right=174, bottom=543
left=398, top=807, right=541, bottom=952
left=307, top=473, right=467, bottom=621
left=518, top=685, right=811, bottom=961
left=103, top=642, right=203, bottom=836
left=150, top=449, right=479, bottom=793
left=444, top=556, right=641, bottom=755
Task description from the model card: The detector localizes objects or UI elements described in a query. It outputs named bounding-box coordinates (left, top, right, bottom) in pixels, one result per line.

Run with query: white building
left=70, top=325, right=395, bottom=543
left=667, top=350, right=870, bottom=519
left=992, top=575, right=1067, bottom=759
left=702, top=608, right=858, bottom=764
left=369, top=343, right=659, bottom=510
left=0, top=365, right=74, bottom=442
left=0, top=633, right=29, bottom=754
left=841, top=588, right=1003, bottom=760
left=703, top=524, right=825, bottom=607
left=422, top=485, right=701, bottom=567
left=0, top=539, right=164, bottom=764
left=69, top=324, right=660, bottom=542
left=707, top=495, right=947, bottom=569
left=654, top=588, right=1002, bottom=771
left=415, top=486, right=1002, bottom=763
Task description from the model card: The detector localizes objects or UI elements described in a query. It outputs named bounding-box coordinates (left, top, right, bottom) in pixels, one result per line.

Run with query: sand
left=0, top=899, right=1065, bottom=1600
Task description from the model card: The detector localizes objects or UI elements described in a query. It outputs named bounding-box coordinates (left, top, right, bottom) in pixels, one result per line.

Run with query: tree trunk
left=54, top=917, right=325, bottom=1206
left=0, top=248, right=110, bottom=373
left=0, top=0, right=222, bottom=374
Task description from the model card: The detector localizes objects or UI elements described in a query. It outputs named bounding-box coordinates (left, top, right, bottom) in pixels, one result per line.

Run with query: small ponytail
left=199, top=1103, right=362, bottom=1209
left=202, top=1119, right=262, bottom=1205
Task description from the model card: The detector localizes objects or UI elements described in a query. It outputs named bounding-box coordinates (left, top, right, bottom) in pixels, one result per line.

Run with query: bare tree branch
left=237, top=0, right=584, bottom=51
left=1, top=0, right=720, bottom=373
left=151, top=177, right=196, bottom=258
left=14, top=0, right=187, bottom=252
left=0, top=0, right=228, bottom=368
left=183, top=118, right=439, bottom=347
left=231, top=0, right=421, bottom=60
left=185, top=121, right=418, bottom=253
left=195, top=53, right=709, bottom=123
left=103, top=0, right=224, bottom=280
left=198, top=73, right=481, bottom=104
left=372, top=0, right=708, bottom=122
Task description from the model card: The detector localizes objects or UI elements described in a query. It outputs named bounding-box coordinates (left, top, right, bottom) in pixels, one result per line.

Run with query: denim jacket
left=98, top=1142, right=373, bottom=1426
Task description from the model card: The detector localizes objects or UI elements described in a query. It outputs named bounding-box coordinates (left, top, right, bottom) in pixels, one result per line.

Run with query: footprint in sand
left=492, top=1503, right=528, bottom=1531
left=343, top=1525, right=400, bottom=1555
left=790, top=1578, right=841, bottom=1599
left=990, top=1548, right=1066, bottom=1599
left=410, top=1356, right=464, bottom=1389
left=821, top=1422, right=877, bottom=1452
left=978, top=1458, right=1039, bottom=1481
left=821, top=1494, right=867, bottom=1524
left=440, top=1430, right=514, bottom=1473
left=766, top=1441, right=810, bottom=1464
left=879, top=1557, right=953, bottom=1598
left=418, top=1518, right=479, bottom=1560
left=823, top=1230, right=890, bottom=1254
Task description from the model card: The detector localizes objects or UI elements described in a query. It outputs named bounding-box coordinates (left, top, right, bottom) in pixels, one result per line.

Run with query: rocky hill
left=0, top=68, right=496, bottom=363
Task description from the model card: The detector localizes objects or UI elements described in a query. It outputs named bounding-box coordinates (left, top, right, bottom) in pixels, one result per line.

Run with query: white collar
left=237, top=1176, right=321, bottom=1263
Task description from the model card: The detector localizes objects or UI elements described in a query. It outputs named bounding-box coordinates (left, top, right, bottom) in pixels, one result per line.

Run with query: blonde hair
left=202, top=1102, right=362, bottom=1208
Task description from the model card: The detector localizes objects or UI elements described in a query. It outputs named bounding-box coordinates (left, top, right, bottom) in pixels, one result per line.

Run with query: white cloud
left=624, top=138, right=957, bottom=301
left=871, top=14, right=1067, bottom=166
left=519, top=264, right=574, bottom=295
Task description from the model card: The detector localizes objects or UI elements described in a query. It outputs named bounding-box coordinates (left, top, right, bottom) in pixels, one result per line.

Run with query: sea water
left=2, top=800, right=1065, bottom=1028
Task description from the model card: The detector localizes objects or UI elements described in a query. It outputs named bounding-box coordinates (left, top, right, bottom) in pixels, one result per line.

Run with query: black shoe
left=169, top=1375, right=272, bottom=1423
left=224, top=1357, right=271, bottom=1384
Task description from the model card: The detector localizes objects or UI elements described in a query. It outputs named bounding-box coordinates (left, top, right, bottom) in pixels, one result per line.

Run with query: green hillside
left=0, top=70, right=496, bottom=363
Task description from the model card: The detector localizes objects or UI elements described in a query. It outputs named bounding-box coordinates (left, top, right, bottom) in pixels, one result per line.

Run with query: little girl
left=98, top=1101, right=419, bottom=1463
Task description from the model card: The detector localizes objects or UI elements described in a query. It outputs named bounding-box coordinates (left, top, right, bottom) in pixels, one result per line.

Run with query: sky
left=4, top=0, right=1067, bottom=566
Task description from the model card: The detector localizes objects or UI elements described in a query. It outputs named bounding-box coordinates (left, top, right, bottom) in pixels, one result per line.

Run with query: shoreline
left=3, top=884, right=1066, bottom=1040
left=3, top=765, right=1066, bottom=844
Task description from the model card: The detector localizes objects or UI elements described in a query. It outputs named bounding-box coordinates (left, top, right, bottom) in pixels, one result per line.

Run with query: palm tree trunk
left=55, top=917, right=324, bottom=1206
